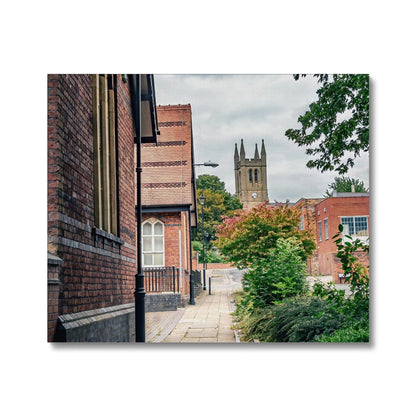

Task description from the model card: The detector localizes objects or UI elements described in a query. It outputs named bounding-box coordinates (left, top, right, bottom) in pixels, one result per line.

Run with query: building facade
left=294, top=198, right=324, bottom=275
left=296, top=192, right=370, bottom=282
left=314, top=193, right=369, bottom=281
left=234, top=139, right=268, bottom=209
left=141, top=104, right=198, bottom=304
left=47, top=74, right=158, bottom=342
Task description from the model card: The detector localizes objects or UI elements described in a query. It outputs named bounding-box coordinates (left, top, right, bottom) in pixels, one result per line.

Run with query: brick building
left=294, top=198, right=324, bottom=275
left=141, top=104, right=198, bottom=304
left=296, top=192, right=370, bottom=282
left=47, top=74, right=158, bottom=342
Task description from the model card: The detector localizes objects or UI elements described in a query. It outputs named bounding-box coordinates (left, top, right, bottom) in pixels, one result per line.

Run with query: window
left=340, top=216, right=369, bottom=242
left=92, top=74, right=118, bottom=235
left=318, top=221, right=322, bottom=242
left=324, top=218, right=329, bottom=240
left=249, top=169, right=253, bottom=183
left=254, top=169, right=258, bottom=183
left=142, top=219, right=164, bottom=267
left=300, top=215, right=304, bottom=230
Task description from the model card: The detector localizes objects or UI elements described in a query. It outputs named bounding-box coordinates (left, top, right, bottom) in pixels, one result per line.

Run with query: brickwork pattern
left=315, top=196, right=369, bottom=279
left=294, top=198, right=324, bottom=275
left=48, top=75, right=137, bottom=319
left=141, top=105, right=193, bottom=207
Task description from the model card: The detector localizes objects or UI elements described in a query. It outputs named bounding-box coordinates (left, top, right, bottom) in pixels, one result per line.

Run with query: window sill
left=92, top=227, right=124, bottom=246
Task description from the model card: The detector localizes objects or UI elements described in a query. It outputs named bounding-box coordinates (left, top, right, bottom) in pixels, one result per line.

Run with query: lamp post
left=192, top=161, right=218, bottom=298
left=199, top=192, right=206, bottom=291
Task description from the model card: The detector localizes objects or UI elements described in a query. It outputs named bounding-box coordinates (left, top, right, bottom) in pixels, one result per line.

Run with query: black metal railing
left=143, top=266, right=180, bottom=293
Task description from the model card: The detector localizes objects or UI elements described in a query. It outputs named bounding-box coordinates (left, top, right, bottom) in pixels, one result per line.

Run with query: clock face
left=251, top=192, right=258, bottom=199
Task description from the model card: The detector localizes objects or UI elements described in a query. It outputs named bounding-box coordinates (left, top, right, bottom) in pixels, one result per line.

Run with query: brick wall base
left=145, top=293, right=181, bottom=312
left=54, top=293, right=183, bottom=342
left=56, top=303, right=135, bottom=342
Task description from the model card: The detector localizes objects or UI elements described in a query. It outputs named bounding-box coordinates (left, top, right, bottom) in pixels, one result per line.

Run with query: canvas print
left=47, top=74, right=369, bottom=343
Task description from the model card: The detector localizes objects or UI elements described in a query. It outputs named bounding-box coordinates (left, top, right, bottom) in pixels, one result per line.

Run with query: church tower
left=234, top=139, right=268, bottom=209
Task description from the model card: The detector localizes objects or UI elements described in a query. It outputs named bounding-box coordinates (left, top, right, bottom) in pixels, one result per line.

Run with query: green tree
left=285, top=74, right=369, bottom=174
left=193, top=174, right=243, bottom=247
left=240, top=238, right=308, bottom=312
left=215, top=202, right=315, bottom=269
left=324, top=176, right=369, bottom=197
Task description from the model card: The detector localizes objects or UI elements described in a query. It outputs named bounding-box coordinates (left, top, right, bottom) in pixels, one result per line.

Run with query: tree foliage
left=240, top=238, right=308, bottom=312
left=324, top=176, right=369, bottom=197
left=313, top=224, right=369, bottom=342
left=215, top=202, right=315, bottom=269
left=233, top=224, right=370, bottom=342
left=193, top=175, right=243, bottom=247
left=286, top=74, right=369, bottom=174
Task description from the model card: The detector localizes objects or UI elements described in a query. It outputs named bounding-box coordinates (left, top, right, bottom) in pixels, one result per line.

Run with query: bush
left=239, top=238, right=307, bottom=312
left=233, top=224, right=370, bottom=343
left=235, top=296, right=346, bottom=342
left=216, top=202, right=315, bottom=269
left=317, top=321, right=369, bottom=342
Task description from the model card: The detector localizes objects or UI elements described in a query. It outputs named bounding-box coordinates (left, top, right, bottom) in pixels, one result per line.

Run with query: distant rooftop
left=331, top=192, right=370, bottom=198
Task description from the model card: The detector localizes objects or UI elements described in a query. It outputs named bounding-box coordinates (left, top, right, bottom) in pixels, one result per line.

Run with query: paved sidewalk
left=157, top=268, right=242, bottom=343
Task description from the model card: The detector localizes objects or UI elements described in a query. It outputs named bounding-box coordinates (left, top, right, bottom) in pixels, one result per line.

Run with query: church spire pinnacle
left=240, top=139, right=246, bottom=160
left=254, top=143, right=260, bottom=159
left=261, top=139, right=266, bottom=161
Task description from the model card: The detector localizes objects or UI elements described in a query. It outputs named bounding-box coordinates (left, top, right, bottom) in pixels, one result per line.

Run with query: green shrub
left=317, top=321, right=369, bottom=342
left=235, top=296, right=345, bottom=342
left=239, top=238, right=307, bottom=312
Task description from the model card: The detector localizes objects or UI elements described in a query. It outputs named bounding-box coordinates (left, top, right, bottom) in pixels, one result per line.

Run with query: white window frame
left=340, top=216, right=369, bottom=244
left=142, top=218, right=165, bottom=267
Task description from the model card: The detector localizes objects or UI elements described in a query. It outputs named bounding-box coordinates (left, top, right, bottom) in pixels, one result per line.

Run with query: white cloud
left=154, top=74, right=370, bottom=201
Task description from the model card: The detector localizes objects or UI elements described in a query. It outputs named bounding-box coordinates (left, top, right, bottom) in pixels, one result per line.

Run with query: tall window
left=92, top=74, right=118, bottom=235
left=300, top=215, right=304, bottom=230
left=254, top=169, right=258, bottom=183
left=318, top=221, right=322, bottom=242
left=324, top=218, right=329, bottom=240
left=142, top=219, right=164, bottom=267
left=249, top=169, right=253, bottom=183
left=341, top=216, right=369, bottom=242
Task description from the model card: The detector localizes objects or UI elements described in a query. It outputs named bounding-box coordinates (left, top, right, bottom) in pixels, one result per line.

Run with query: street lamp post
left=192, top=161, right=218, bottom=298
left=199, top=192, right=206, bottom=291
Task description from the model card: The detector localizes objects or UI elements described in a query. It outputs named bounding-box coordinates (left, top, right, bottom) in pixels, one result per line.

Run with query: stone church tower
left=234, top=139, right=268, bottom=210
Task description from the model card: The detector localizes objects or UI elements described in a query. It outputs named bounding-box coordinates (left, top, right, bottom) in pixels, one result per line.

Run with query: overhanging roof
left=129, top=74, right=159, bottom=143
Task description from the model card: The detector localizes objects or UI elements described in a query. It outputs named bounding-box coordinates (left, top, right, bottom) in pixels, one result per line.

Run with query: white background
left=1, top=1, right=414, bottom=415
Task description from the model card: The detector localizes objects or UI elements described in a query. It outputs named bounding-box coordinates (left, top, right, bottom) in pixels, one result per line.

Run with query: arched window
left=142, top=218, right=164, bottom=267
left=249, top=169, right=253, bottom=183
left=254, top=169, right=258, bottom=183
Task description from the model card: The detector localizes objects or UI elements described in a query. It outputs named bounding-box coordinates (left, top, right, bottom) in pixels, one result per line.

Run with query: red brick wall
left=48, top=75, right=136, bottom=316
left=295, top=198, right=323, bottom=275
left=315, top=196, right=369, bottom=280
left=142, top=211, right=190, bottom=296
left=192, top=260, right=234, bottom=270
left=332, top=250, right=369, bottom=283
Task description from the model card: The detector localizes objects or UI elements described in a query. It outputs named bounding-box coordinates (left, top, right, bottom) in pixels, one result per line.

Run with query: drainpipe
left=130, top=74, right=146, bottom=342
left=188, top=208, right=195, bottom=305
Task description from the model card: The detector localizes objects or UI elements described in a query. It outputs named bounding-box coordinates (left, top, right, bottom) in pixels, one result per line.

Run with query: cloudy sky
left=153, top=74, right=369, bottom=202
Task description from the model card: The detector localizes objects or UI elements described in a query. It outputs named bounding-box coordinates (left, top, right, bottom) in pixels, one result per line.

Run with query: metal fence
left=143, top=266, right=180, bottom=293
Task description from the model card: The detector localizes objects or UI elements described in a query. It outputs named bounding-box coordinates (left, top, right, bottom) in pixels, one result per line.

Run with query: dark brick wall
left=47, top=254, right=62, bottom=342
left=48, top=75, right=137, bottom=321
